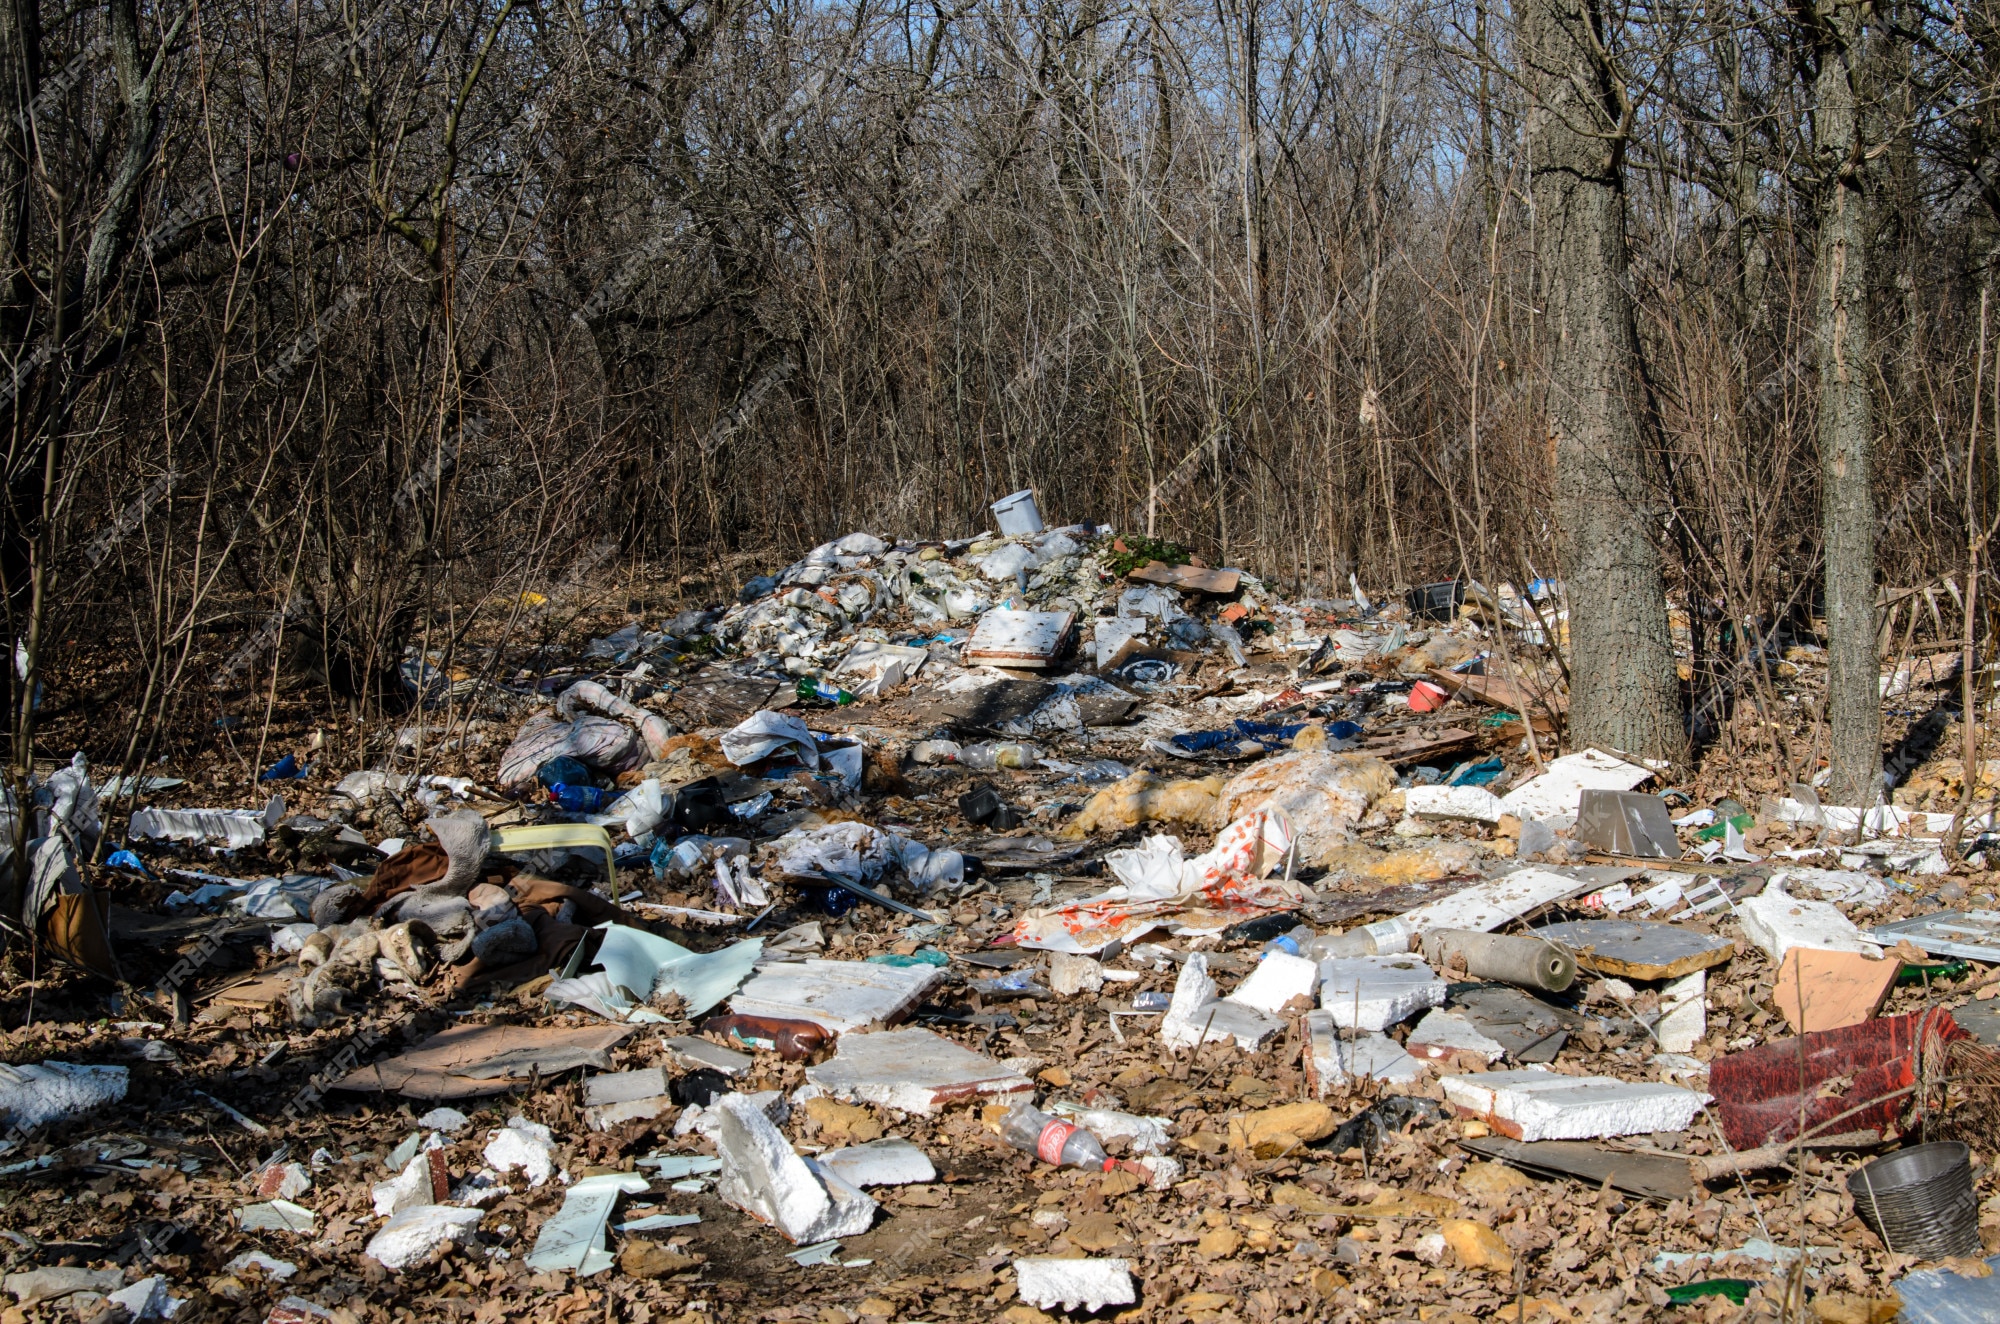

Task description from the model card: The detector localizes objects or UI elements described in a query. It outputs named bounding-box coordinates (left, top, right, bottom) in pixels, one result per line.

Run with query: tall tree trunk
left=1812, top=0, right=1882, bottom=807
left=1521, top=0, right=1688, bottom=765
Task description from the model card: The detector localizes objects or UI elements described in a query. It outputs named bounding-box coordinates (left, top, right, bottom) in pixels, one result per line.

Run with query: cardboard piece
left=1458, top=1136, right=1696, bottom=1203
left=1126, top=562, right=1242, bottom=594
left=1530, top=919, right=1736, bottom=981
left=1772, top=948, right=1898, bottom=1033
left=330, top=1023, right=639, bottom=1100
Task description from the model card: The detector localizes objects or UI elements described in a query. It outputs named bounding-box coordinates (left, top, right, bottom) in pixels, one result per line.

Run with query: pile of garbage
left=0, top=506, right=1996, bottom=1324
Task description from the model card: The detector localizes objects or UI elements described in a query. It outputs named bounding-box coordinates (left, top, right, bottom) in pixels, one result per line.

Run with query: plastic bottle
left=1307, top=917, right=1414, bottom=960
left=549, top=782, right=613, bottom=813
left=795, top=676, right=855, bottom=706
left=699, top=1013, right=831, bottom=1061
left=910, top=740, right=963, bottom=765
left=1259, top=924, right=1315, bottom=959
left=999, top=1101, right=1113, bottom=1171
left=960, top=742, right=1037, bottom=771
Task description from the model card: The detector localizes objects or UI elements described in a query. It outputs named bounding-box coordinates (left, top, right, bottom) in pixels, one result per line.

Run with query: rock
left=1227, top=1101, right=1338, bottom=1157
left=620, top=1241, right=702, bottom=1279
left=1196, top=1227, right=1242, bottom=1258
left=1457, top=1161, right=1534, bottom=1199
left=801, top=1096, right=883, bottom=1145
left=1440, top=1218, right=1514, bottom=1271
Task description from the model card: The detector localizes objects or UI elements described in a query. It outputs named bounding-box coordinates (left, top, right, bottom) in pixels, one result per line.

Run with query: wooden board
left=1126, top=561, right=1242, bottom=594
left=1429, top=668, right=1568, bottom=716
left=1357, top=726, right=1480, bottom=768
left=1531, top=919, right=1737, bottom=980
left=1459, top=1136, right=1696, bottom=1203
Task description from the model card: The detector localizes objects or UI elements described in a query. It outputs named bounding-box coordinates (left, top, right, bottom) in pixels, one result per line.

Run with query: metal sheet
left=1870, top=910, right=2000, bottom=962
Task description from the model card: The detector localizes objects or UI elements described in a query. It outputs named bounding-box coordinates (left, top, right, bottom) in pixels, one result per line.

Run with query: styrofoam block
left=712, top=1092, right=877, bottom=1243
left=418, top=1107, right=470, bottom=1133
left=1161, top=954, right=1282, bottom=1050
left=730, top=959, right=943, bottom=1033
left=1316, top=955, right=1447, bottom=1030
left=1498, top=749, right=1655, bottom=822
left=1013, top=1257, right=1137, bottom=1313
left=586, top=1095, right=671, bottom=1130
left=805, top=1027, right=1033, bottom=1114
left=1737, top=887, right=1882, bottom=962
left=1229, top=952, right=1320, bottom=1015
left=1440, top=1069, right=1709, bottom=1141
left=1405, top=785, right=1505, bottom=823
left=1406, top=1009, right=1505, bottom=1063
left=364, top=1205, right=483, bottom=1272
left=815, top=1138, right=936, bottom=1188
left=1303, top=1012, right=1422, bottom=1091
left=1656, top=970, right=1705, bottom=1054
left=372, top=1152, right=438, bottom=1217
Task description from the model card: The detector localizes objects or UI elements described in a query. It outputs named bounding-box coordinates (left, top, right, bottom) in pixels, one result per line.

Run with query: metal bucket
left=990, top=489, right=1043, bottom=537
left=1846, top=1142, right=1981, bottom=1259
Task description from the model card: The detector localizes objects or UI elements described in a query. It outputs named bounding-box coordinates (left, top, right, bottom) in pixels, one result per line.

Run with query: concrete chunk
left=1316, top=955, right=1448, bottom=1030
left=712, top=1092, right=877, bottom=1243
left=1440, top=1069, right=1709, bottom=1141
left=804, top=1027, right=1033, bottom=1114
left=1013, top=1257, right=1137, bottom=1314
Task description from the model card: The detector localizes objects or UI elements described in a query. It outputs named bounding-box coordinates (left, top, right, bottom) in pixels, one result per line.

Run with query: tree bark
left=1812, top=0, right=1882, bottom=808
left=1522, top=0, right=1688, bottom=766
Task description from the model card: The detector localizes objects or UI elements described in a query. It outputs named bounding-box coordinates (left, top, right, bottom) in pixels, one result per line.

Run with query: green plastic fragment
left=1897, top=960, right=1971, bottom=984
left=1665, top=1279, right=1752, bottom=1305
left=1695, top=813, right=1756, bottom=842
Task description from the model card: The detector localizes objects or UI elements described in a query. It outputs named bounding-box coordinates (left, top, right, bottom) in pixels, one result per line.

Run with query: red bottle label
left=1035, top=1119, right=1078, bottom=1165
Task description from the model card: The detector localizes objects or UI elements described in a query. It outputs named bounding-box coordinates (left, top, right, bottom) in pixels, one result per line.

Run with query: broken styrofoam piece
left=1406, top=1010, right=1506, bottom=1063
left=815, top=1138, right=937, bottom=1188
left=107, top=1276, right=181, bottom=1321
left=0, top=1061, right=129, bottom=1131
left=1397, top=867, right=1590, bottom=939
left=483, top=1117, right=557, bottom=1187
left=587, top=1096, right=673, bottom=1130
left=1047, top=952, right=1106, bottom=996
left=1404, top=785, right=1505, bottom=824
left=1737, top=884, right=1882, bottom=962
left=1047, top=1103, right=1173, bottom=1155
left=1440, top=1069, right=1709, bottom=1141
left=222, top=1251, right=298, bottom=1280
left=371, top=1146, right=445, bottom=1217
left=524, top=1172, right=649, bottom=1276
left=635, top=1154, right=723, bottom=1179
left=729, top=959, right=944, bottom=1034
left=1160, top=953, right=1282, bottom=1050
left=364, top=1204, right=484, bottom=1272
left=417, top=1107, right=470, bottom=1133
left=584, top=1067, right=670, bottom=1106
left=1228, top=951, right=1320, bottom=1015
left=1303, top=1015, right=1424, bottom=1092
left=1013, top=1257, right=1137, bottom=1314
left=1498, top=749, right=1655, bottom=823
left=804, top=1027, right=1034, bottom=1114
left=238, top=1200, right=316, bottom=1234
left=1316, top=955, right=1448, bottom=1031
left=712, top=1092, right=878, bottom=1244
left=1656, top=970, right=1706, bottom=1054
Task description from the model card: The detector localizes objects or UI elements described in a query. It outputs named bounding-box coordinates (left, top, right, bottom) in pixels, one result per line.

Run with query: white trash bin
left=990, top=489, right=1043, bottom=537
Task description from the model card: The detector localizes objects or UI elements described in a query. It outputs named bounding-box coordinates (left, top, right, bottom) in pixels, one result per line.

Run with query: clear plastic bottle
left=961, top=742, right=1038, bottom=771
left=1306, top=917, right=1414, bottom=960
left=999, top=1101, right=1112, bottom=1170
left=1259, top=924, right=1315, bottom=959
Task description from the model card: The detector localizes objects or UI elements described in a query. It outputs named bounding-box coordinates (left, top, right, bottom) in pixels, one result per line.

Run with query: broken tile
left=1737, top=885, right=1882, bottom=962
left=1406, top=1009, right=1506, bottom=1064
left=1398, top=868, right=1593, bottom=938
left=1769, top=947, right=1896, bottom=1035
left=524, top=1172, right=649, bottom=1276
left=1530, top=919, right=1736, bottom=980
left=663, top=1035, right=754, bottom=1076
left=729, top=959, right=944, bottom=1034
left=1440, top=1069, right=1709, bottom=1141
left=804, top=1027, right=1033, bottom=1114
left=1404, top=785, right=1505, bottom=823
left=814, top=1138, right=936, bottom=1188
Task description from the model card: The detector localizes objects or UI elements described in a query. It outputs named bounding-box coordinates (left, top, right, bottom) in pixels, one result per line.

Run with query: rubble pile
left=2, top=515, right=1998, bottom=1324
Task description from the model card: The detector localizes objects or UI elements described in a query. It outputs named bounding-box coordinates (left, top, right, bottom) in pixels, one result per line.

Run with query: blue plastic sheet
left=1168, top=718, right=1360, bottom=753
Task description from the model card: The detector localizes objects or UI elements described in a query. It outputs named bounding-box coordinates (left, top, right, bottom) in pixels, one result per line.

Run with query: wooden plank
left=1127, top=562, right=1242, bottom=594
left=1428, top=668, right=1568, bottom=715
left=1532, top=919, right=1737, bottom=980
